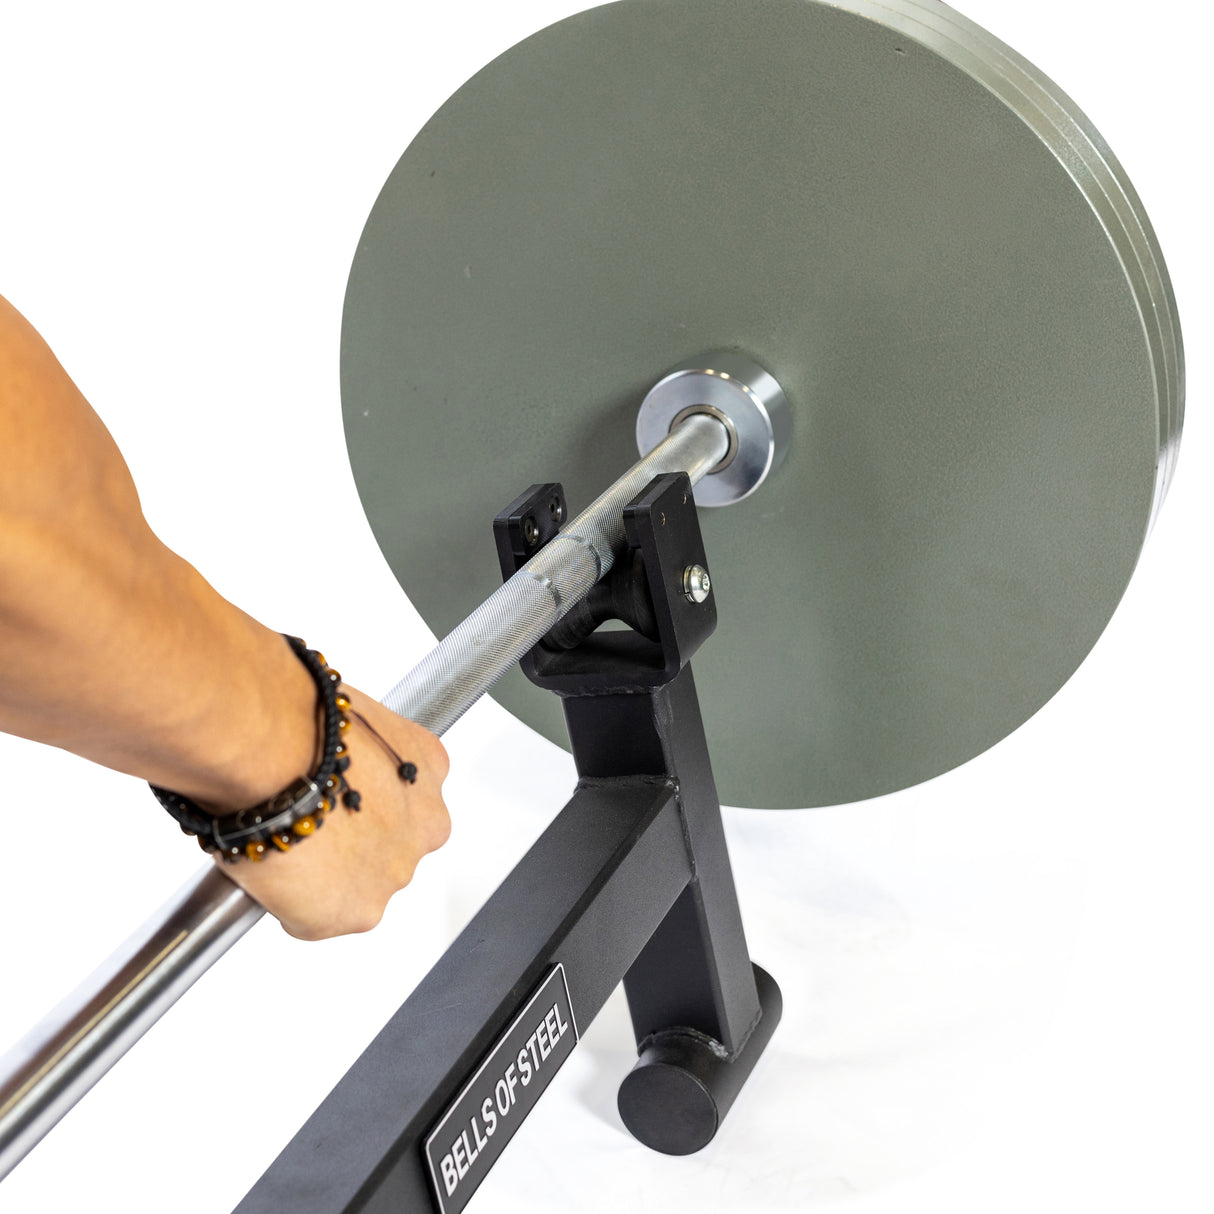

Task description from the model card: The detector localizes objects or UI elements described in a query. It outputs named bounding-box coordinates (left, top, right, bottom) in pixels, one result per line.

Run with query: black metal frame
left=235, top=474, right=781, bottom=1213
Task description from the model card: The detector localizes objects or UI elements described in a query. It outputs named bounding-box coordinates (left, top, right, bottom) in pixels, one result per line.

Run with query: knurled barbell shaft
left=0, top=411, right=730, bottom=1182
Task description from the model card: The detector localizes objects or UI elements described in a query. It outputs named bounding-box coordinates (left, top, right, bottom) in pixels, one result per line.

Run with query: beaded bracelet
left=150, top=636, right=416, bottom=864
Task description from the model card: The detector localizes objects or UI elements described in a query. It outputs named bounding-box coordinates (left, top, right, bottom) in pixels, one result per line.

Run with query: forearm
left=0, top=293, right=450, bottom=940
left=0, top=295, right=314, bottom=810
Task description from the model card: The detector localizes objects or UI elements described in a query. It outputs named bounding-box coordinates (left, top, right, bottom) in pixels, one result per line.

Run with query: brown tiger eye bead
left=293, top=815, right=317, bottom=836
left=338, top=717, right=350, bottom=732
left=271, top=834, right=291, bottom=852
left=245, top=841, right=267, bottom=862
left=335, top=693, right=351, bottom=712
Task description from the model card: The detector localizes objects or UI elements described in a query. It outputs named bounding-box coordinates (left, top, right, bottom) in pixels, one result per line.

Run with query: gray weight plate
left=341, top=0, right=1182, bottom=808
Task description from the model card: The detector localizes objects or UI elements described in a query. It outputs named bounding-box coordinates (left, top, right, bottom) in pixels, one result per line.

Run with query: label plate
left=424, top=965, right=579, bottom=1214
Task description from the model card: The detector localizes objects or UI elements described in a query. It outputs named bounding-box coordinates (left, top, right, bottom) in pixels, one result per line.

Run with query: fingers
left=343, top=687, right=452, bottom=858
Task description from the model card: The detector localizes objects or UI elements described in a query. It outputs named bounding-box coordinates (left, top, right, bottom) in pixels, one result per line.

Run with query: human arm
left=0, top=293, right=449, bottom=939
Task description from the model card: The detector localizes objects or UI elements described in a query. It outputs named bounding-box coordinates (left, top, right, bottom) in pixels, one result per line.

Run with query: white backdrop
left=0, top=3, right=1209, bottom=1212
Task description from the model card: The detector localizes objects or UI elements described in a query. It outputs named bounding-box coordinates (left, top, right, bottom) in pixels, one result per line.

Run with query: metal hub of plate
left=341, top=0, right=1183, bottom=808
left=636, top=352, right=792, bottom=507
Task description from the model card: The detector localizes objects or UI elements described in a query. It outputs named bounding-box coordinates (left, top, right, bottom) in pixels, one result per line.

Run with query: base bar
left=423, top=963, right=578, bottom=1214
left=234, top=777, right=690, bottom=1214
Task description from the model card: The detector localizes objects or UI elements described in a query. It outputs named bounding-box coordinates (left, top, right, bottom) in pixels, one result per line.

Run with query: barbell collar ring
left=636, top=352, right=792, bottom=507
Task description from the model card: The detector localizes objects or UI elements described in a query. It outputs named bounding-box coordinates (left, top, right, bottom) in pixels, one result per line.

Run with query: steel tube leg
left=561, top=669, right=783, bottom=1155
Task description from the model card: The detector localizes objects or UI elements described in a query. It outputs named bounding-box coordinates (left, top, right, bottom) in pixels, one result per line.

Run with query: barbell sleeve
left=0, top=411, right=730, bottom=1182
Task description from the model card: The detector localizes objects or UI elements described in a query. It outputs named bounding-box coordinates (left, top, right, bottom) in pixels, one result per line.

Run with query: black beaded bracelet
left=151, top=637, right=365, bottom=863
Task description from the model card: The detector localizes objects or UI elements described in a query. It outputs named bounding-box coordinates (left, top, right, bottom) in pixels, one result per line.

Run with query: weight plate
left=342, top=0, right=1182, bottom=808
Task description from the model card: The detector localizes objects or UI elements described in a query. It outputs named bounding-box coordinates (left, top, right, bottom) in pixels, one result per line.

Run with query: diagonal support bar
left=236, top=777, right=690, bottom=1214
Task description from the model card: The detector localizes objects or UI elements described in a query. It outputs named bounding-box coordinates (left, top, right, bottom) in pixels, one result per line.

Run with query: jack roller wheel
left=341, top=0, right=1183, bottom=809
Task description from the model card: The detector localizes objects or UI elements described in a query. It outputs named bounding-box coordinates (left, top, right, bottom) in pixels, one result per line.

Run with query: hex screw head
left=683, top=564, right=712, bottom=604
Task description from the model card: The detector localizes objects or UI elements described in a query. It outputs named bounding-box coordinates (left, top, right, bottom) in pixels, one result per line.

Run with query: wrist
left=190, top=629, right=319, bottom=814
left=152, top=637, right=342, bottom=860
left=153, top=642, right=424, bottom=866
